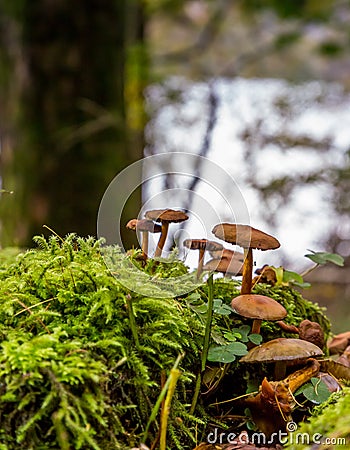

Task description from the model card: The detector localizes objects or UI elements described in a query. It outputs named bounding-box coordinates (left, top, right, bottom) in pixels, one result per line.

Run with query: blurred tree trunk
left=0, top=0, right=146, bottom=248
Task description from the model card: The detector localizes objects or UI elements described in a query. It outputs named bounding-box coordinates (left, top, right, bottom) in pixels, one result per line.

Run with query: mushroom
left=328, top=331, right=350, bottom=355
left=203, top=255, right=244, bottom=277
left=252, top=264, right=277, bottom=287
left=144, top=209, right=188, bottom=257
left=240, top=337, right=324, bottom=379
left=126, top=219, right=161, bottom=260
left=231, top=294, right=287, bottom=335
left=209, top=247, right=244, bottom=261
left=183, top=239, right=223, bottom=279
left=276, top=319, right=325, bottom=350
left=212, top=223, right=280, bottom=294
left=337, top=344, right=350, bottom=368
left=299, top=319, right=325, bottom=350
left=244, top=358, right=320, bottom=437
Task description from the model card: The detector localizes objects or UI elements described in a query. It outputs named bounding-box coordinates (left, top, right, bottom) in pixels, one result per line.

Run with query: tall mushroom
left=183, top=239, right=223, bottom=279
left=212, top=223, right=280, bottom=294
left=126, top=219, right=161, bottom=260
left=231, top=294, right=287, bottom=335
left=145, top=209, right=188, bottom=257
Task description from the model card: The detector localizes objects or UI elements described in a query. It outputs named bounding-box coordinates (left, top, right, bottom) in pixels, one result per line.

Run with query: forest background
left=0, top=0, right=349, bottom=329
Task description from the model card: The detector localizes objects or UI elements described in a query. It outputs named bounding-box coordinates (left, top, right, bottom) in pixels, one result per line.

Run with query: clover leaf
left=305, top=250, right=344, bottom=267
left=207, top=342, right=248, bottom=363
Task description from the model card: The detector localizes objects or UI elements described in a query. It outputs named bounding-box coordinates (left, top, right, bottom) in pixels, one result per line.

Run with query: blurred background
left=0, top=0, right=349, bottom=330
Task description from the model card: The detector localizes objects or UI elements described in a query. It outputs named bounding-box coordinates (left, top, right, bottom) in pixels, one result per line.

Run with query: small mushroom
left=203, top=256, right=244, bottom=277
left=276, top=319, right=325, bottom=350
left=212, top=223, right=280, bottom=294
left=145, top=209, right=188, bottom=257
left=240, top=337, right=323, bottom=379
left=231, top=294, right=287, bottom=335
left=299, top=319, right=325, bottom=350
left=126, top=219, right=161, bottom=260
left=252, top=264, right=277, bottom=287
left=208, top=247, right=244, bottom=261
left=328, top=331, right=350, bottom=355
left=337, top=344, right=350, bottom=368
left=183, top=239, right=223, bottom=279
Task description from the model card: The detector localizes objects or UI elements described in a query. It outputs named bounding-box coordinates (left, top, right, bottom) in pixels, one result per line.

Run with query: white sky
left=145, top=77, right=350, bottom=272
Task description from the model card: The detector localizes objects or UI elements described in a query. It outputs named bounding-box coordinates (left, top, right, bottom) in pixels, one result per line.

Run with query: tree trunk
left=0, top=0, right=146, bottom=248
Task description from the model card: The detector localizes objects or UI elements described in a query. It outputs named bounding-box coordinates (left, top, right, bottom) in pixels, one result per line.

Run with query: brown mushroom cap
left=298, top=319, right=325, bottom=350
left=212, top=223, right=280, bottom=250
left=209, top=248, right=244, bottom=261
left=126, top=219, right=161, bottom=233
left=203, top=257, right=243, bottom=276
left=240, top=338, right=323, bottom=364
left=183, top=239, right=223, bottom=252
left=231, top=294, right=287, bottom=321
left=145, top=209, right=188, bottom=223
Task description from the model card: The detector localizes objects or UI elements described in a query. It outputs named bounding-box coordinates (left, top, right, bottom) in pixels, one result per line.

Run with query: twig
left=209, top=391, right=258, bottom=407
left=43, top=225, right=65, bottom=244
left=300, top=263, right=319, bottom=278
left=13, top=298, right=53, bottom=316
left=14, top=299, right=51, bottom=334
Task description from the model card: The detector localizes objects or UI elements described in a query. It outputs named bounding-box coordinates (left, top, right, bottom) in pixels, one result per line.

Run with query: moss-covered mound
left=0, top=235, right=335, bottom=449
left=285, top=387, right=350, bottom=449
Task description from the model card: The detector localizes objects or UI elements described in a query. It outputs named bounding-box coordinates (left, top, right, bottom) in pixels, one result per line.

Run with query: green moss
left=285, top=388, right=350, bottom=449
left=0, top=235, right=336, bottom=449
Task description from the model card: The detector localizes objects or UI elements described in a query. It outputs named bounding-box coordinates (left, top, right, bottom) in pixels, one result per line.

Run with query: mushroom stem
left=251, top=319, right=262, bottom=335
left=241, top=247, right=253, bottom=294
left=277, top=320, right=299, bottom=334
left=141, top=231, right=149, bottom=260
left=274, top=361, right=287, bottom=380
left=196, top=248, right=205, bottom=280
left=284, top=358, right=320, bottom=392
left=155, top=222, right=169, bottom=257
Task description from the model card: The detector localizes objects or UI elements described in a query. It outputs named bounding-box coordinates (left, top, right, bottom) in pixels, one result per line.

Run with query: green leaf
left=272, top=267, right=311, bottom=288
left=297, top=377, right=331, bottom=404
left=228, top=342, right=248, bottom=356
left=248, top=334, right=263, bottom=345
left=283, top=270, right=304, bottom=284
left=223, top=331, right=241, bottom=341
left=292, top=281, right=311, bottom=289
left=272, top=266, right=284, bottom=285
left=207, top=345, right=236, bottom=363
left=229, top=325, right=250, bottom=342
left=207, top=342, right=248, bottom=363
left=246, top=380, right=260, bottom=395
left=213, top=299, right=233, bottom=316
left=305, top=251, right=344, bottom=267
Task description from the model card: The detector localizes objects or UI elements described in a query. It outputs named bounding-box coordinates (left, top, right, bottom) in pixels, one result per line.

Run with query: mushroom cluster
left=126, top=208, right=188, bottom=259
left=124, top=213, right=335, bottom=443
